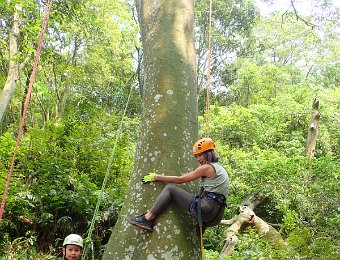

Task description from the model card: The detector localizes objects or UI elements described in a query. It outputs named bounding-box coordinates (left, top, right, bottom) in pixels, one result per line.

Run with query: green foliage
left=1, top=0, right=339, bottom=258
left=204, top=248, right=219, bottom=260
left=194, top=0, right=258, bottom=110
left=226, top=61, right=305, bottom=107
left=0, top=0, right=140, bottom=131
left=0, top=112, right=138, bottom=258
left=204, top=225, right=226, bottom=253
left=207, top=83, right=338, bottom=157
left=1, top=0, right=139, bottom=257
left=282, top=210, right=298, bottom=234
left=286, top=226, right=340, bottom=259
left=0, top=132, right=16, bottom=168
left=0, top=231, right=49, bottom=260
left=201, top=64, right=339, bottom=258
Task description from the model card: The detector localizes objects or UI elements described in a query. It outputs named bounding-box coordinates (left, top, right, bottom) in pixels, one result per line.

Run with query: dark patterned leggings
left=149, top=184, right=224, bottom=226
left=150, top=184, right=193, bottom=216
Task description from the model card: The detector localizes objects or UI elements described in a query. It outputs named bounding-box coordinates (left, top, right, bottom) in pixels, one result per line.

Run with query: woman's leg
left=148, top=184, right=193, bottom=218
left=128, top=184, right=193, bottom=231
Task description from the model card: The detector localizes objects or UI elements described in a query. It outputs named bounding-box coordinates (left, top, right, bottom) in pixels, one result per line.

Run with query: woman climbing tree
left=128, top=137, right=229, bottom=231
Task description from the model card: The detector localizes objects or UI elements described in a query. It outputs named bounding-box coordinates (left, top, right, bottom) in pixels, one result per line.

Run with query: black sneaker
left=128, top=214, right=154, bottom=231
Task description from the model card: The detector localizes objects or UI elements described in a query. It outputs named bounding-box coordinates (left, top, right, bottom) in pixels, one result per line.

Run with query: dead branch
left=218, top=195, right=286, bottom=259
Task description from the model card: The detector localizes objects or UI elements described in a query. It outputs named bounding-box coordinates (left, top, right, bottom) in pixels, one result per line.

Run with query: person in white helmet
left=62, top=234, right=83, bottom=260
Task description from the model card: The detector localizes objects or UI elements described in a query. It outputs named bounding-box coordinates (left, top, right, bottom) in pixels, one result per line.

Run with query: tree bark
left=0, top=5, right=21, bottom=125
left=103, top=0, right=199, bottom=259
left=306, top=98, right=320, bottom=157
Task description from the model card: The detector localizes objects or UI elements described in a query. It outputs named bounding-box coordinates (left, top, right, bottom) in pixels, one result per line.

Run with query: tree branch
left=290, top=0, right=318, bottom=29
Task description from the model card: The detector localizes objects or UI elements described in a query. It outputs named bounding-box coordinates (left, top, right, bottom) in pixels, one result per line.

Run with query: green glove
left=142, top=172, right=156, bottom=184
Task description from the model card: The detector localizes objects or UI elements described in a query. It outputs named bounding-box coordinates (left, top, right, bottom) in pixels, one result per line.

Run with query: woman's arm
left=154, top=164, right=216, bottom=184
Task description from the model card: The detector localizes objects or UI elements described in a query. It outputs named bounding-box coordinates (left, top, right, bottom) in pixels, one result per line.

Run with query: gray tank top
left=202, top=162, right=229, bottom=196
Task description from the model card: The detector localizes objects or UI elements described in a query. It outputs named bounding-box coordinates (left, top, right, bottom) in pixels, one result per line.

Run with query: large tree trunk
left=0, top=5, right=21, bottom=125
left=102, top=0, right=199, bottom=259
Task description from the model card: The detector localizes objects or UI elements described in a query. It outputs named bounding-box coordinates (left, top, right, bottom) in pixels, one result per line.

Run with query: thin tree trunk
left=103, top=0, right=199, bottom=259
left=55, top=84, right=67, bottom=122
left=0, top=5, right=21, bottom=125
left=306, top=98, right=320, bottom=157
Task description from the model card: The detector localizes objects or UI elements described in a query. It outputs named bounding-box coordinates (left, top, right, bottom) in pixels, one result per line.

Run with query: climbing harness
left=0, top=0, right=53, bottom=221
left=205, top=191, right=226, bottom=205
left=202, top=191, right=226, bottom=228
left=190, top=188, right=226, bottom=226
left=193, top=187, right=226, bottom=259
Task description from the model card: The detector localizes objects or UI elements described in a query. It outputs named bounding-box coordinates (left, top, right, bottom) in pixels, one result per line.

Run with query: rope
left=204, top=0, right=213, bottom=138
left=197, top=188, right=205, bottom=260
left=81, top=83, right=133, bottom=260
left=200, top=226, right=204, bottom=260
left=0, top=0, right=53, bottom=221
left=200, top=0, right=213, bottom=258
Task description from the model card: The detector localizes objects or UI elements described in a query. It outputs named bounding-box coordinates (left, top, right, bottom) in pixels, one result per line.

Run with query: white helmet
left=63, top=234, right=83, bottom=248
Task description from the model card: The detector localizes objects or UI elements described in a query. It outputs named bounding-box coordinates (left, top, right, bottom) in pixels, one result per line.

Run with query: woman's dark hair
left=203, top=149, right=219, bottom=163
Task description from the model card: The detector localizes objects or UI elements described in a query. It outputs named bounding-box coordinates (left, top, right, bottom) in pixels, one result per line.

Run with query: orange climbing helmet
left=192, top=137, right=216, bottom=155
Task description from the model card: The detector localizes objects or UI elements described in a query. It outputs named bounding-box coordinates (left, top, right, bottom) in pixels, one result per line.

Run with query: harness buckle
left=204, top=191, right=226, bottom=205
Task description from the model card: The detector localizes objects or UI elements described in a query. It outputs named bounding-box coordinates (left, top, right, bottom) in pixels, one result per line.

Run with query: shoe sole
left=128, top=219, right=153, bottom=232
